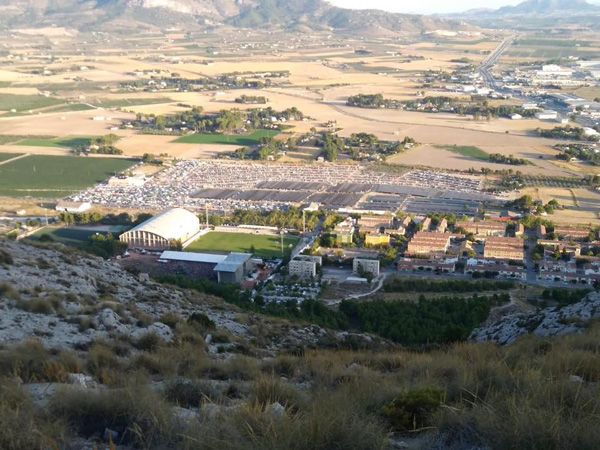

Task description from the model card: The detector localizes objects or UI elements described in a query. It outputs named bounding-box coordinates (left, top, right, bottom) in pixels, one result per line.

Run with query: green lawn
left=16, top=136, right=98, bottom=148
left=174, top=129, right=279, bottom=146
left=0, top=155, right=136, bottom=198
left=0, top=93, right=64, bottom=112
left=437, top=145, right=489, bottom=161
left=0, top=153, right=22, bottom=162
left=186, top=232, right=299, bottom=259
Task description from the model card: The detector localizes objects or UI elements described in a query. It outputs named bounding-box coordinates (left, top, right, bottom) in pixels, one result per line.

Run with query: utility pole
left=205, top=206, right=209, bottom=229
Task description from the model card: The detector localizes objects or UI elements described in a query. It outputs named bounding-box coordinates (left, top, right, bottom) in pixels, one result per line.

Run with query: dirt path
left=0, top=152, right=29, bottom=166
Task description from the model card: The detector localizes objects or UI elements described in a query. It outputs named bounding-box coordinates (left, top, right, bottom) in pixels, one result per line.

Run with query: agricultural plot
left=519, top=176, right=591, bottom=188
left=436, top=145, right=489, bottom=161
left=0, top=155, right=136, bottom=197
left=505, top=47, right=600, bottom=59
left=91, top=98, right=173, bottom=108
left=0, top=152, right=22, bottom=162
left=16, top=136, right=98, bottom=148
left=186, top=231, right=299, bottom=259
left=0, top=93, right=64, bottom=112
left=174, top=130, right=279, bottom=146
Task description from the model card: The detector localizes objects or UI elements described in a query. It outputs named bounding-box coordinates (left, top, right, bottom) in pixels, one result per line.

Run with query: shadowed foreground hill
left=1, top=239, right=600, bottom=449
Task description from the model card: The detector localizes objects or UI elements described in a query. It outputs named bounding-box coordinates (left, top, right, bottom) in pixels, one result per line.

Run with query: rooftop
left=159, top=251, right=227, bottom=265
left=126, top=208, right=199, bottom=241
left=214, top=252, right=253, bottom=273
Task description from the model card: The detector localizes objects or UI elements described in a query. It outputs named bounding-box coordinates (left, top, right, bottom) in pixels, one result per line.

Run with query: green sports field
left=186, top=232, right=299, bottom=258
left=16, top=135, right=98, bottom=148
left=0, top=155, right=136, bottom=197
left=31, top=226, right=129, bottom=245
left=174, top=129, right=279, bottom=146
left=437, top=145, right=489, bottom=161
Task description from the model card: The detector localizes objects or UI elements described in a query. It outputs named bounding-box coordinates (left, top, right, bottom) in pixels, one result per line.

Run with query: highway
left=478, top=34, right=519, bottom=90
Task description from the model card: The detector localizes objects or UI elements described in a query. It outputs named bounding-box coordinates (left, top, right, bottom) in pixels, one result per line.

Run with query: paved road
left=478, top=34, right=519, bottom=90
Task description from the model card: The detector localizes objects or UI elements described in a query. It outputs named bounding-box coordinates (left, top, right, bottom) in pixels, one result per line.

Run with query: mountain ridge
left=0, top=0, right=478, bottom=35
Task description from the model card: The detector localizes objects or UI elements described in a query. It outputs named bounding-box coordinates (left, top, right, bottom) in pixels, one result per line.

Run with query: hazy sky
left=329, top=0, right=523, bottom=14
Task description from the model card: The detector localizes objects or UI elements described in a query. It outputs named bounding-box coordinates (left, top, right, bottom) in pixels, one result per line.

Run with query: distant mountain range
left=495, top=0, right=598, bottom=16
left=0, top=0, right=478, bottom=36
left=446, top=0, right=600, bottom=27
left=456, top=0, right=599, bottom=18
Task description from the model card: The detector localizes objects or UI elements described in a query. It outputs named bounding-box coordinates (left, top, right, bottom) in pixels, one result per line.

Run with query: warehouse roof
left=214, top=252, right=253, bottom=273
left=125, top=208, right=199, bottom=241
left=159, top=251, right=227, bottom=265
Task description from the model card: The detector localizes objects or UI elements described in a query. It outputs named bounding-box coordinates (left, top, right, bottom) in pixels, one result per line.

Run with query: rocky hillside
left=1, top=239, right=600, bottom=449
left=0, top=239, right=377, bottom=353
left=471, top=291, right=600, bottom=345
left=0, top=0, right=477, bottom=35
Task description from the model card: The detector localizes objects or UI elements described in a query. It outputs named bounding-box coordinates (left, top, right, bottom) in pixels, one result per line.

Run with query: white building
left=535, top=110, right=559, bottom=120
left=119, top=208, right=199, bottom=250
left=289, top=255, right=322, bottom=278
left=353, top=258, right=380, bottom=277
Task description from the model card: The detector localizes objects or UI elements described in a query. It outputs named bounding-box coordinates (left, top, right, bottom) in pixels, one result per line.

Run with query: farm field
left=388, top=144, right=572, bottom=177
left=0, top=152, right=22, bottom=162
left=186, top=232, right=300, bottom=258
left=174, top=129, right=279, bottom=146
left=0, top=93, right=64, bottom=113
left=522, top=187, right=600, bottom=225
left=437, top=145, right=489, bottom=161
left=0, top=155, right=136, bottom=197
left=90, top=98, right=173, bottom=108
left=15, top=135, right=98, bottom=148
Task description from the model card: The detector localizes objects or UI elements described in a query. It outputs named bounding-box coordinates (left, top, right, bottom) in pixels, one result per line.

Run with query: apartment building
left=353, top=258, right=380, bottom=277
left=289, top=255, right=323, bottom=279
left=456, top=220, right=506, bottom=237
left=483, top=237, right=524, bottom=261
left=406, top=231, right=451, bottom=256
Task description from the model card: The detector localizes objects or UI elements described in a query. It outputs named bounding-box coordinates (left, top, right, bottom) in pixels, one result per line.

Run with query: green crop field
left=186, top=232, right=299, bottom=258
left=437, top=145, right=489, bottom=161
left=91, top=98, right=173, bottom=108
left=16, top=136, right=98, bottom=148
left=0, top=135, right=55, bottom=145
left=0, top=153, right=22, bottom=162
left=0, top=155, right=136, bottom=197
left=174, top=129, right=279, bottom=146
left=42, top=103, right=96, bottom=113
left=0, top=93, right=65, bottom=112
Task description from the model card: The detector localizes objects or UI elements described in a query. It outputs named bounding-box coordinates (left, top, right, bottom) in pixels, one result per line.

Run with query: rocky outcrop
left=470, top=291, right=600, bottom=345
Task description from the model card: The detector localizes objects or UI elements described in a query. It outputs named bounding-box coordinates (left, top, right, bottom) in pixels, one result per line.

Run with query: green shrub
left=133, top=332, right=160, bottom=352
left=188, top=312, right=216, bottom=331
left=382, top=386, right=445, bottom=431
left=49, top=386, right=175, bottom=446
